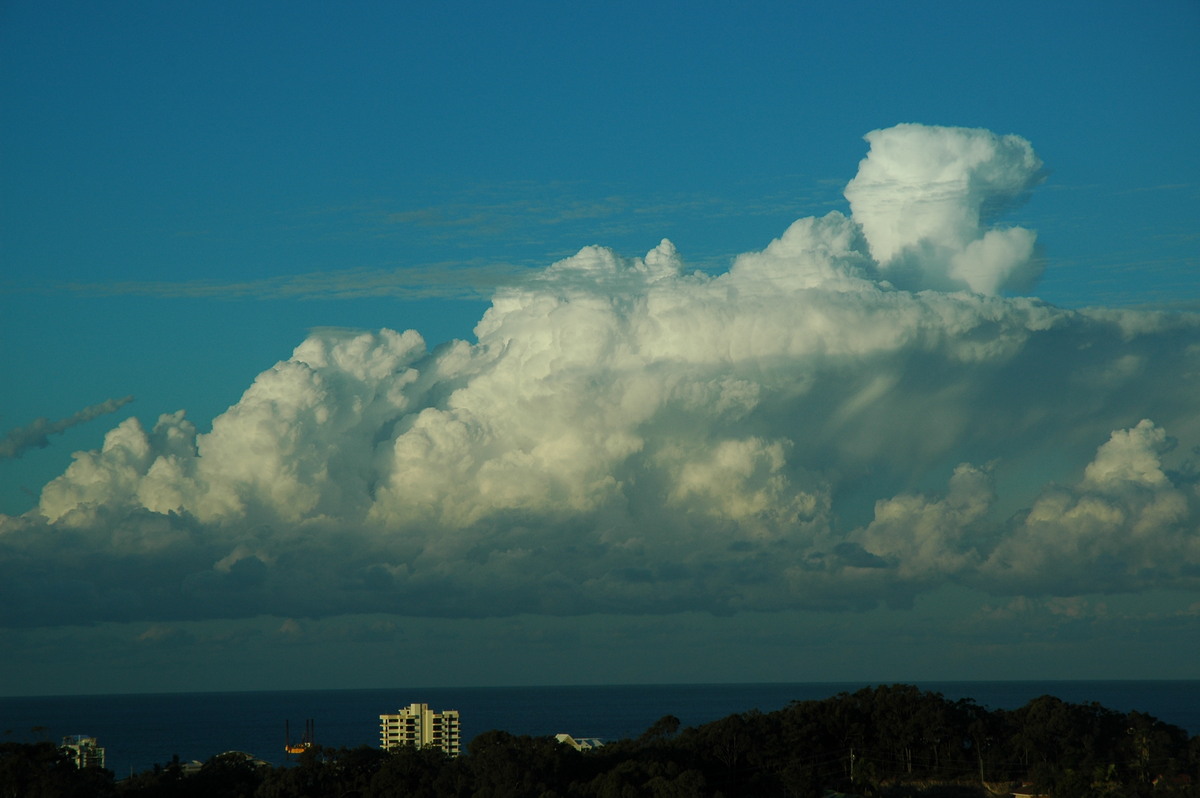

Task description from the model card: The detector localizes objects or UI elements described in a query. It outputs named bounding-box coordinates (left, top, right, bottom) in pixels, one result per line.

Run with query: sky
left=1, top=1, right=1199, bottom=697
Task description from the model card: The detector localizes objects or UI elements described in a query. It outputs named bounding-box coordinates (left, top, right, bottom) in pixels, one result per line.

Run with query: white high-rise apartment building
left=379, top=702, right=462, bottom=756
left=61, top=735, right=105, bottom=769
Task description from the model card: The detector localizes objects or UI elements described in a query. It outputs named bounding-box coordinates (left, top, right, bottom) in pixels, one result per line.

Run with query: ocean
left=2, top=681, right=1197, bottom=778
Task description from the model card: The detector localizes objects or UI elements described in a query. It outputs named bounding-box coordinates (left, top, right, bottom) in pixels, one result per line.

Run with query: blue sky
left=2, top=1, right=1199, bottom=695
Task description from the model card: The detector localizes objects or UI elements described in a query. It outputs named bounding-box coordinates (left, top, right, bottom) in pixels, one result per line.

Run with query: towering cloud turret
left=844, top=123, right=1044, bottom=294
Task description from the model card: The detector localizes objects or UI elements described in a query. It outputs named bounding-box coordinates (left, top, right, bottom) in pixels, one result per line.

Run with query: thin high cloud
left=0, top=396, right=134, bottom=460
left=62, top=261, right=528, bottom=302
left=50, top=187, right=836, bottom=302
left=3, top=124, right=1198, bottom=629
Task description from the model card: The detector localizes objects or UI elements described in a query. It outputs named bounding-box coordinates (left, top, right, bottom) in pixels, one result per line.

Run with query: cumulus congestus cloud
left=2, top=123, right=1198, bottom=628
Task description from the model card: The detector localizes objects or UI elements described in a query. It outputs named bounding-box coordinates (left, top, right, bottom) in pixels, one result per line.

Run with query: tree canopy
left=4, top=686, right=1197, bottom=798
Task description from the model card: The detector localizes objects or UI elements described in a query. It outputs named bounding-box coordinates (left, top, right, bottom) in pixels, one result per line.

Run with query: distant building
left=180, top=752, right=268, bottom=777
left=214, top=751, right=270, bottom=768
left=555, top=733, right=603, bottom=751
left=379, top=702, right=461, bottom=756
left=61, top=735, right=105, bottom=769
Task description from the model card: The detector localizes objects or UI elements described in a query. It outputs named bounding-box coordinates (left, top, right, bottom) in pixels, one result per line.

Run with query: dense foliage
left=4, top=685, right=1198, bottom=797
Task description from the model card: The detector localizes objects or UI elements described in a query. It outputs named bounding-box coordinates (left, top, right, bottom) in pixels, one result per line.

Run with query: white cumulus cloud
left=844, top=123, right=1044, bottom=294
left=2, top=124, right=1199, bottom=629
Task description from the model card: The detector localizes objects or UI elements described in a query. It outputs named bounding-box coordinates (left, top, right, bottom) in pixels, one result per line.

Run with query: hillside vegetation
left=3, top=684, right=1198, bottom=797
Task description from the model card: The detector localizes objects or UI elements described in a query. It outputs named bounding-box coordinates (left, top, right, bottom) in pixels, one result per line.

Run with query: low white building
left=555, top=733, right=603, bottom=751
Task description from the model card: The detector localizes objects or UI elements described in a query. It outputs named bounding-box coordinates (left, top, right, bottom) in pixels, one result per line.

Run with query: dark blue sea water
left=2, top=682, right=1196, bottom=778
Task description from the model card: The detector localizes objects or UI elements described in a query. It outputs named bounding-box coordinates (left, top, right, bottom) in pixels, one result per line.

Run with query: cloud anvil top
left=1, top=125, right=1198, bottom=647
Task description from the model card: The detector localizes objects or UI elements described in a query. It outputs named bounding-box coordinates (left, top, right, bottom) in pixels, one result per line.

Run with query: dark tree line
left=4, top=685, right=1199, bottom=797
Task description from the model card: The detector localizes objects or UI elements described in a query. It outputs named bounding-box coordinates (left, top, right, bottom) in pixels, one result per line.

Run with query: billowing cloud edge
left=2, top=124, right=1198, bottom=629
